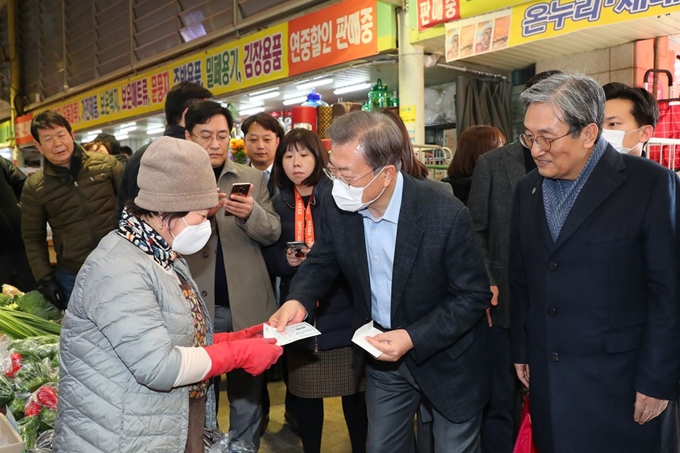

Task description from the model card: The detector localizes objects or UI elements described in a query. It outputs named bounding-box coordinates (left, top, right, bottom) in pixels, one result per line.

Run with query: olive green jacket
left=21, top=146, right=123, bottom=283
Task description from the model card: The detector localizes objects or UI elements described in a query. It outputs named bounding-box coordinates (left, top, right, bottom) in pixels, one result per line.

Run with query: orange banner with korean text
left=288, top=0, right=379, bottom=76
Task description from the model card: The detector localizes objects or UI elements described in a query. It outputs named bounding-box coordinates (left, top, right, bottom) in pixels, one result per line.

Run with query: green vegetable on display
left=0, top=294, right=15, bottom=306
left=16, top=291, right=62, bottom=321
left=0, top=374, right=13, bottom=406
left=0, top=307, right=61, bottom=339
left=39, top=406, right=57, bottom=429
left=18, top=415, right=40, bottom=450
left=9, top=396, right=26, bottom=420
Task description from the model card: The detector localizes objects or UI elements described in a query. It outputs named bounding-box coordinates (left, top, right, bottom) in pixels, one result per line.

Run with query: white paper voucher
left=263, top=322, right=321, bottom=346
left=351, top=320, right=384, bottom=358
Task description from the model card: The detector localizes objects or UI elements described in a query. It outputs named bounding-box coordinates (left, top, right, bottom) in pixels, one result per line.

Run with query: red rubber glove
left=213, top=324, right=264, bottom=343
left=204, top=338, right=282, bottom=377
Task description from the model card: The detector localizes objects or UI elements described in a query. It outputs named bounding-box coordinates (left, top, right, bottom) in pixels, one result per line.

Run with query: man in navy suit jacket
left=270, top=111, right=491, bottom=452
left=510, top=73, right=680, bottom=453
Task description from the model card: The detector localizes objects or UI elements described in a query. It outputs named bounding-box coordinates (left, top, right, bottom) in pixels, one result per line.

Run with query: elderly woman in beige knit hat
left=54, top=137, right=283, bottom=453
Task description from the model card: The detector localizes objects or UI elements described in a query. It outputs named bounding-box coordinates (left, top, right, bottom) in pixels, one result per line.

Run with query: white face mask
left=167, top=217, right=211, bottom=255
left=331, top=167, right=386, bottom=212
left=600, top=128, right=642, bottom=154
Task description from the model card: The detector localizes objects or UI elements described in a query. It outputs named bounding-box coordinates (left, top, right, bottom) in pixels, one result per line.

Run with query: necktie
left=263, top=170, right=270, bottom=184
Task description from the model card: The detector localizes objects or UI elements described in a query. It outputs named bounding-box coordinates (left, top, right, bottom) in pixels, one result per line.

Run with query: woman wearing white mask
left=54, top=137, right=282, bottom=453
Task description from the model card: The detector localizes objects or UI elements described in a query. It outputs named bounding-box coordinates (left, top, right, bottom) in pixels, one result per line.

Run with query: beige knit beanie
left=135, top=136, right=218, bottom=212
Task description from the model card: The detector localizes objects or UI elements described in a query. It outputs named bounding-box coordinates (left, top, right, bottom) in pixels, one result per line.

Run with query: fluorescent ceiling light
left=334, top=82, right=372, bottom=95
left=88, top=129, right=102, bottom=135
left=120, top=122, right=136, bottom=128
left=297, top=78, right=333, bottom=90
left=239, top=107, right=266, bottom=116
left=120, top=126, right=137, bottom=133
left=282, top=96, right=308, bottom=106
left=248, top=91, right=280, bottom=102
left=249, top=87, right=279, bottom=97
left=117, top=134, right=129, bottom=141
left=147, top=127, right=166, bottom=135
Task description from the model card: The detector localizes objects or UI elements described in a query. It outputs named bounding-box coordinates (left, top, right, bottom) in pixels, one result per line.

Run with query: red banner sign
left=288, top=0, right=379, bottom=76
left=14, top=114, right=34, bottom=146
left=418, top=0, right=461, bottom=31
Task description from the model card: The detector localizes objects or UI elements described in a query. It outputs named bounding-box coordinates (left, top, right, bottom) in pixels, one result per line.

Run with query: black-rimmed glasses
left=519, top=131, right=571, bottom=152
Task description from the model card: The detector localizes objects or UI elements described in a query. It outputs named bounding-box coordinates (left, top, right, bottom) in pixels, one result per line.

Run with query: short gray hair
left=520, top=73, right=604, bottom=139
left=326, top=111, right=403, bottom=171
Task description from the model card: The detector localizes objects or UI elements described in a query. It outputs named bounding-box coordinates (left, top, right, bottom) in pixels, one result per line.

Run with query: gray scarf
left=542, top=137, right=607, bottom=242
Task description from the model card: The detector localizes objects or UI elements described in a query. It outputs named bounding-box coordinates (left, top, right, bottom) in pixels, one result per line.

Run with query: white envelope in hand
left=352, top=320, right=384, bottom=358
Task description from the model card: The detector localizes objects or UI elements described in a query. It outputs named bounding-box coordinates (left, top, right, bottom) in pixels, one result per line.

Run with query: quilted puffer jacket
left=21, top=146, right=122, bottom=283
left=53, top=232, right=216, bottom=453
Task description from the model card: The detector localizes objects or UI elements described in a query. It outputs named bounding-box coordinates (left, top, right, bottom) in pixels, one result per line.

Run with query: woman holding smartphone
left=264, top=129, right=367, bottom=453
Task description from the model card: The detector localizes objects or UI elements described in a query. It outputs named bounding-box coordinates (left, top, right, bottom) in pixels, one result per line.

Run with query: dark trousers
left=295, top=392, right=368, bottom=453
left=481, top=326, right=521, bottom=453
left=366, top=360, right=481, bottom=453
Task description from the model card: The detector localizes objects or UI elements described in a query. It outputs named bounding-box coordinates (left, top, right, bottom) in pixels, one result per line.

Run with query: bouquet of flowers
left=230, top=138, right=248, bottom=164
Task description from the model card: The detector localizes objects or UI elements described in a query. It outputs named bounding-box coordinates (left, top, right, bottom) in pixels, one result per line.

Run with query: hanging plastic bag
left=513, top=394, right=538, bottom=453
left=208, top=430, right=256, bottom=453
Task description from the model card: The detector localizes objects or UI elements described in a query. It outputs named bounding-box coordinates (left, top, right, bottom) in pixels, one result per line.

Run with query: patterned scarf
left=116, top=208, right=177, bottom=270
left=542, top=137, right=607, bottom=242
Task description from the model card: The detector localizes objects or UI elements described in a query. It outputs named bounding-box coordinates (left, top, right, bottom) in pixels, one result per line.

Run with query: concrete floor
left=216, top=381, right=354, bottom=453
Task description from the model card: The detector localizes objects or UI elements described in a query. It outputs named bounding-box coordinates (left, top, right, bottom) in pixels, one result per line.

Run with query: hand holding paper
left=351, top=321, right=384, bottom=358
left=263, top=322, right=321, bottom=346
left=366, top=329, right=413, bottom=362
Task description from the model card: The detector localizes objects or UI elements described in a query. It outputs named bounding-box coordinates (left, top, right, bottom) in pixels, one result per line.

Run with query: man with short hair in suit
left=467, top=70, right=560, bottom=453
left=270, top=110, right=492, bottom=453
left=510, top=73, right=680, bottom=453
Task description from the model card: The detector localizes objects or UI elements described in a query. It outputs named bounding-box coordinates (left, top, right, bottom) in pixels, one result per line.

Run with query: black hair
left=241, top=112, right=285, bottom=141
left=120, top=145, right=133, bottom=157
left=602, top=82, right=659, bottom=127
left=184, top=100, right=235, bottom=134
left=125, top=201, right=188, bottom=223
left=525, top=70, right=563, bottom=90
left=94, top=132, right=121, bottom=155
left=164, top=81, right=213, bottom=126
left=31, top=110, right=72, bottom=142
left=274, top=128, right=329, bottom=190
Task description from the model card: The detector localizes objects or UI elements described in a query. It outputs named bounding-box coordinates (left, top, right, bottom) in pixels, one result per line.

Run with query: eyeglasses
left=190, top=133, right=230, bottom=146
left=323, top=166, right=378, bottom=189
left=519, top=131, right=571, bottom=152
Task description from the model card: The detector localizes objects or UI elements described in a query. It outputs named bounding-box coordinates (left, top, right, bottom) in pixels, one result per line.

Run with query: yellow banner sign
left=446, top=0, right=680, bottom=62
left=511, top=0, right=680, bottom=46
left=47, top=23, right=289, bottom=130
left=459, top=0, right=531, bottom=18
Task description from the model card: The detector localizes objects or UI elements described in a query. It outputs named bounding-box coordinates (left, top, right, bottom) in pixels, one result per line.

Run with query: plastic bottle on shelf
left=301, top=89, right=329, bottom=107
left=391, top=91, right=399, bottom=107
left=368, top=79, right=391, bottom=110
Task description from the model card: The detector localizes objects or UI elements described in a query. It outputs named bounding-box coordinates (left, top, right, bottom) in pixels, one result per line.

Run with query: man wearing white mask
left=269, top=111, right=492, bottom=453
left=601, top=82, right=658, bottom=157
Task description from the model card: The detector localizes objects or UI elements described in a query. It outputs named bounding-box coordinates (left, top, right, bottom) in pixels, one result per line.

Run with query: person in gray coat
left=54, top=137, right=282, bottom=453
